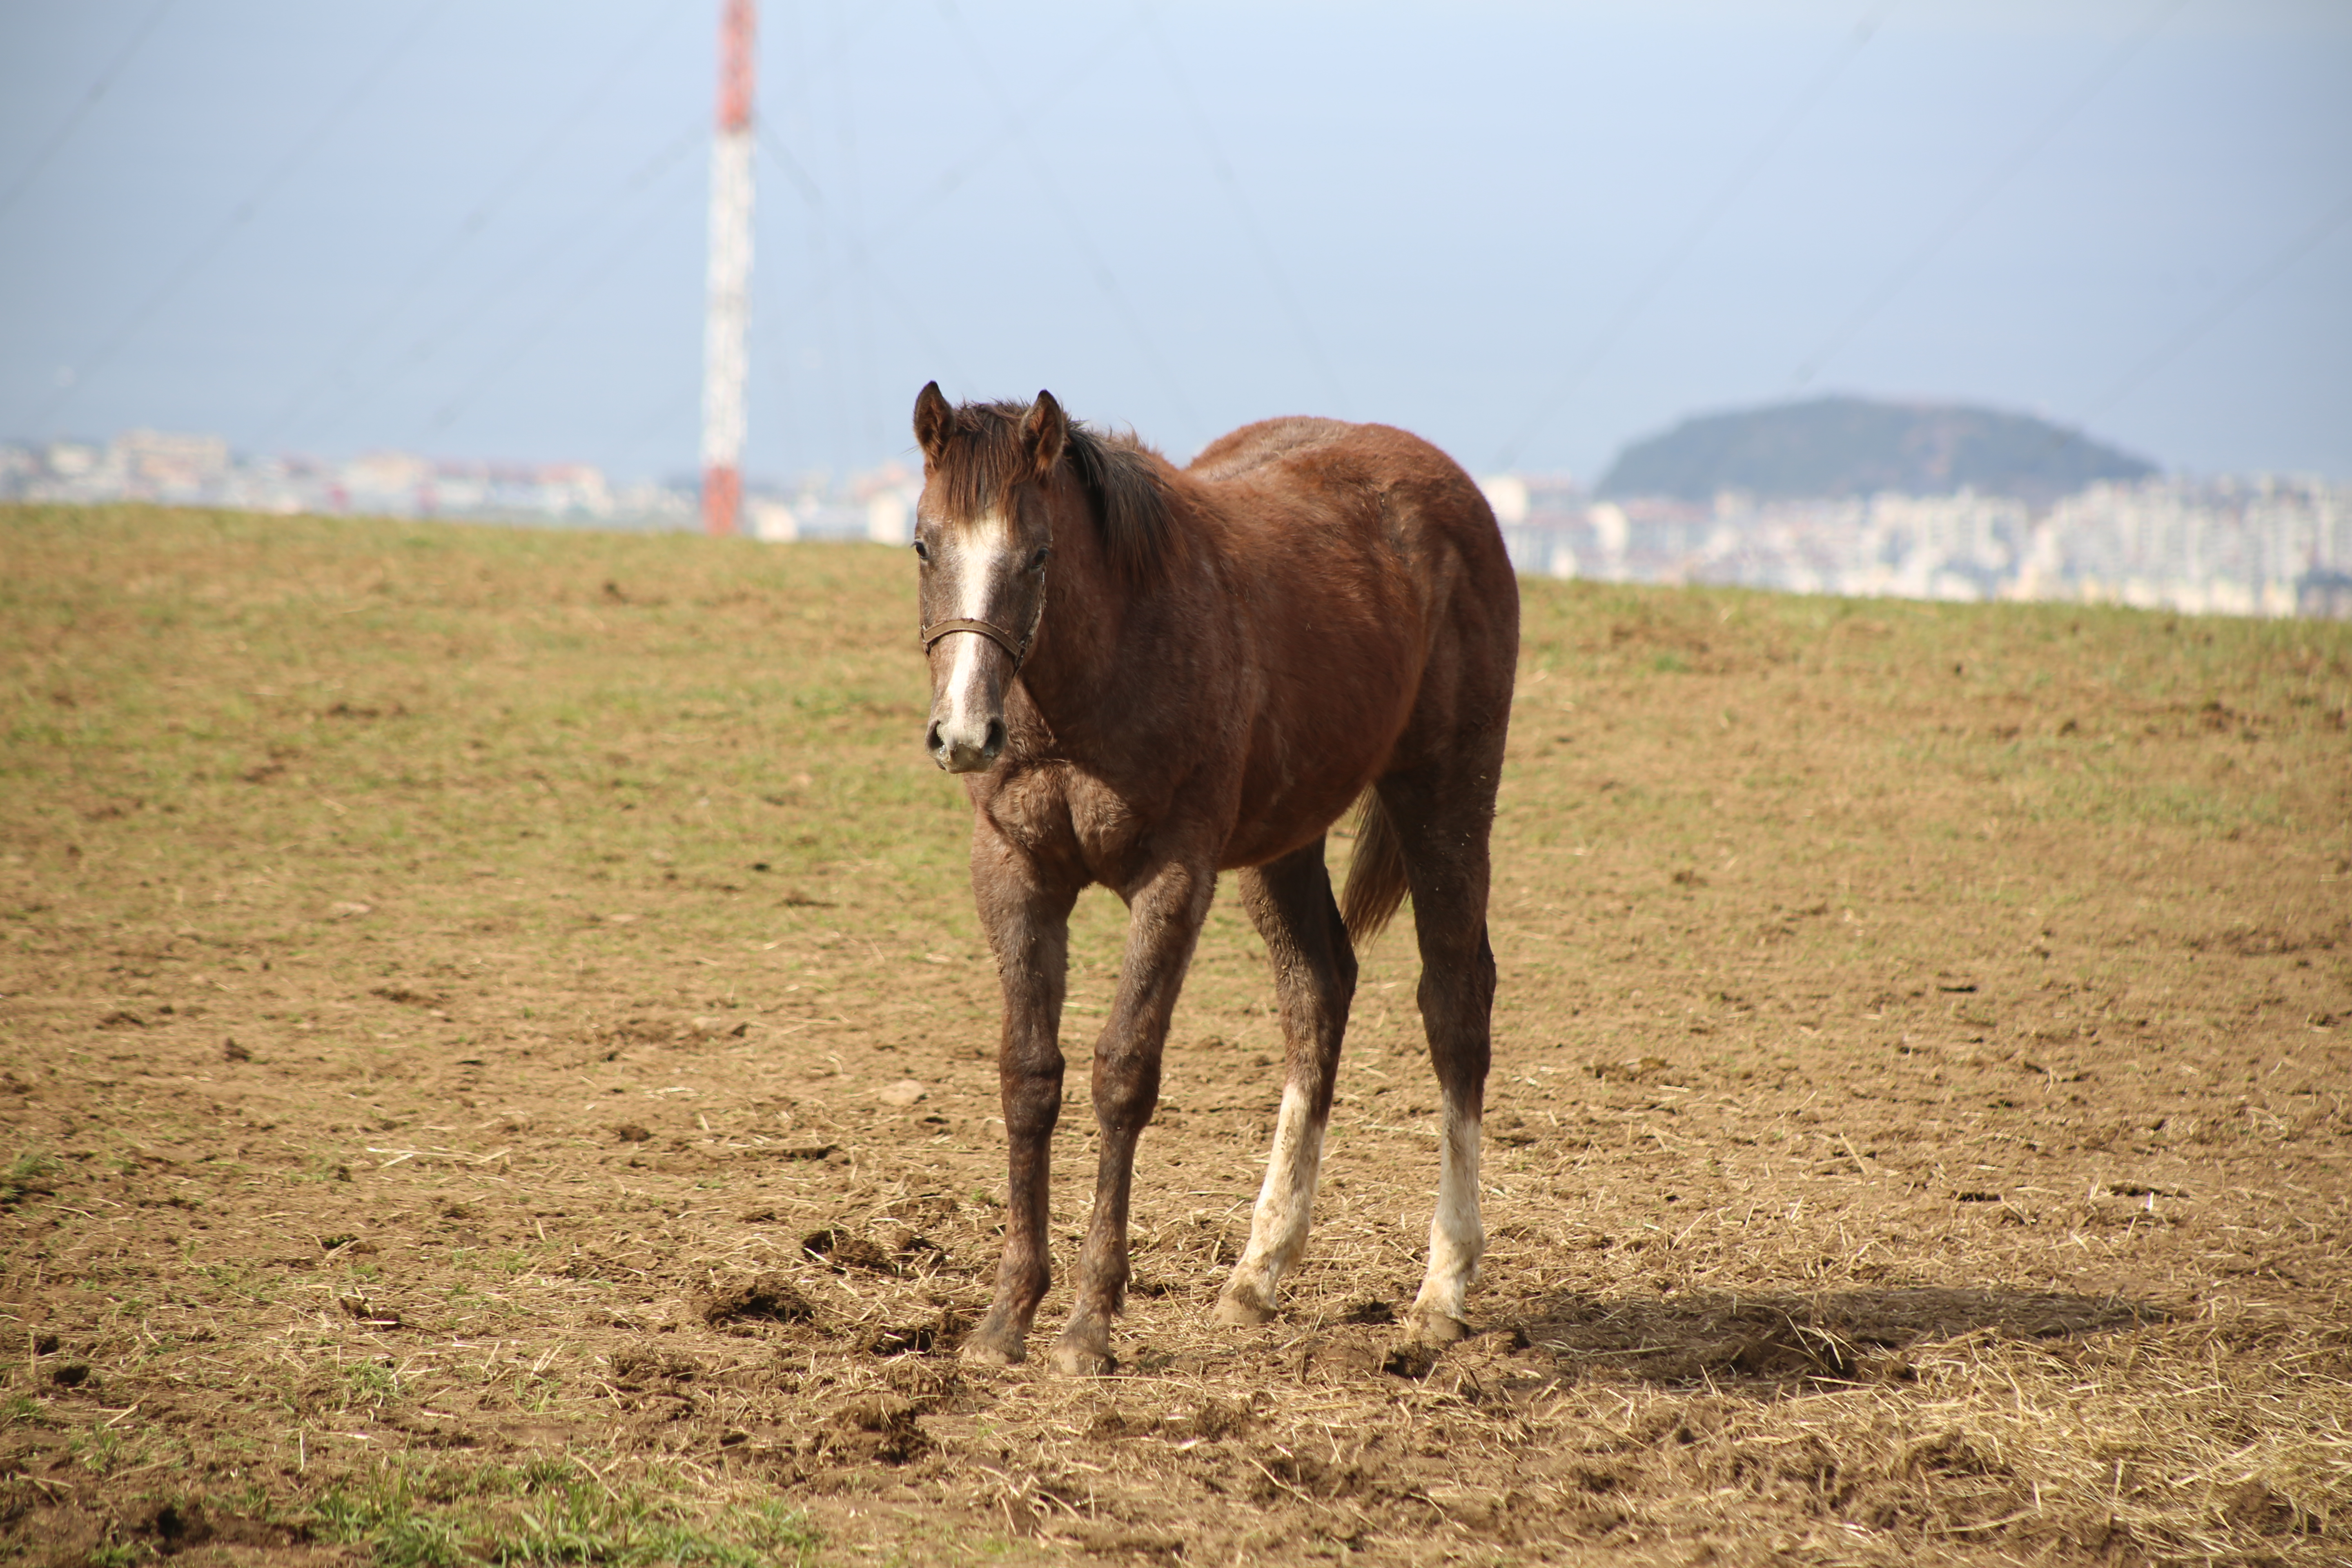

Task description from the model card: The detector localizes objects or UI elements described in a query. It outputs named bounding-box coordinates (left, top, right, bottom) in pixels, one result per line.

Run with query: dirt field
left=2, top=502, right=2348, bottom=1567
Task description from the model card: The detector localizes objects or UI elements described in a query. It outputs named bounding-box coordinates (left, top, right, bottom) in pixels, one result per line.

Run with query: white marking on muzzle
left=935, top=633, right=992, bottom=751
left=930, top=511, right=1012, bottom=770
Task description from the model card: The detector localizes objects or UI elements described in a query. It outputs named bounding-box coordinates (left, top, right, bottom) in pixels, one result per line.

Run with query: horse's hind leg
left=1215, top=840, right=1356, bottom=1325
left=1383, top=762, right=1501, bottom=1346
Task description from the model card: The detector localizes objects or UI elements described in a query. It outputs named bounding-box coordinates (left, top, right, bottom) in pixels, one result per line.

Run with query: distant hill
left=1596, top=396, right=2156, bottom=503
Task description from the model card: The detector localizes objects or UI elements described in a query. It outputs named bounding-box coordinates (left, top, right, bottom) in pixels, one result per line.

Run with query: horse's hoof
left=1403, top=1307, right=1470, bottom=1346
left=960, top=1331, right=1026, bottom=1368
left=1211, top=1287, right=1276, bottom=1327
left=1049, top=1338, right=1116, bottom=1377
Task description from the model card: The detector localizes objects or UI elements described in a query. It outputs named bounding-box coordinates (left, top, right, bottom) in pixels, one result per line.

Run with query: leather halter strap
left=920, top=591, right=1044, bottom=672
left=920, top=615, right=1029, bottom=666
left=918, top=543, right=1050, bottom=673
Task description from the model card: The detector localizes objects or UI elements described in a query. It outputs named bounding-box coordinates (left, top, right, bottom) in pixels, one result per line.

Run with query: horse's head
left=910, top=381, right=1065, bottom=773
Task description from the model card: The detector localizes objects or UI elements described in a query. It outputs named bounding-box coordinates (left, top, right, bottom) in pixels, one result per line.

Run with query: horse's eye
left=1029, top=545, right=1051, bottom=570
left=913, top=539, right=930, bottom=563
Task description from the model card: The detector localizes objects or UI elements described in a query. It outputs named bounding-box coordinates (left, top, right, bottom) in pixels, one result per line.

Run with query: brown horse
left=909, top=382, right=1517, bottom=1374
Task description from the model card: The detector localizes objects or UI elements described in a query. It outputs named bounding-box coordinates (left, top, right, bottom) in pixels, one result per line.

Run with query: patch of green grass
left=1, top=1149, right=61, bottom=1207
left=510, top=1374, right=561, bottom=1414
left=311, top=1459, right=820, bottom=1568
left=73, top=1424, right=128, bottom=1474
left=342, top=1362, right=403, bottom=1408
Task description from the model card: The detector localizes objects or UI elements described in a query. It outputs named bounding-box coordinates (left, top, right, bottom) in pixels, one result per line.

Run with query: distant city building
left=2036, top=476, right=2347, bottom=618
left=747, top=497, right=799, bottom=542
left=1490, top=472, right=2350, bottom=620
left=1, top=430, right=695, bottom=531
left=115, top=429, right=232, bottom=494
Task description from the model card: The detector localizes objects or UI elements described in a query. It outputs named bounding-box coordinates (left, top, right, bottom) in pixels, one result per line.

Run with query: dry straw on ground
left=0, top=503, right=2347, bottom=1565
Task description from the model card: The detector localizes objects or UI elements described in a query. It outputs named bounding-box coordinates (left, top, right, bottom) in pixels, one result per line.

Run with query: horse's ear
left=1019, top=390, right=1067, bottom=478
left=912, top=381, right=953, bottom=463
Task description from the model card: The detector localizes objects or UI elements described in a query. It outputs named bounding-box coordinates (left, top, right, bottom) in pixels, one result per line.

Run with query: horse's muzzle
left=928, top=715, right=1006, bottom=773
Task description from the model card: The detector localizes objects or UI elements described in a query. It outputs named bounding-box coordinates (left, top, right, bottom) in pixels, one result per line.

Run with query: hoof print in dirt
left=1296, top=1336, right=1386, bottom=1377
left=610, top=1348, right=704, bottom=1387
left=829, top=1397, right=929, bottom=1465
left=612, top=1123, right=653, bottom=1144
left=1382, top=1342, right=1443, bottom=1380
left=802, top=1225, right=944, bottom=1276
left=698, top=1272, right=817, bottom=1329
left=1339, top=1299, right=1396, bottom=1325
left=859, top=1305, right=964, bottom=1358
left=143, top=1501, right=214, bottom=1552
left=1085, top=1407, right=1145, bottom=1441
left=120, top=1500, right=302, bottom=1558
left=49, top=1361, right=92, bottom=1388
left=860, top=1323, right=934, bottom=1357
left=1249, top=1449, right=1368, bottom=1504
left=1185, top=1398, right=1254, bottom=1441
left=881, top=1358, right=966, bottom=1409
left=802, top=1226, right=899, bottom=1274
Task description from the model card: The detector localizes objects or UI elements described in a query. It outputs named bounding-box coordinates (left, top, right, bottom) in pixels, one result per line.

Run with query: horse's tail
left=1339, top=787, right=1410, bottom=945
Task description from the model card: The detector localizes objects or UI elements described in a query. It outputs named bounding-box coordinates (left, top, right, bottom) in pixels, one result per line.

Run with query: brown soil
left=2, top=504, right=2348, bottom=1566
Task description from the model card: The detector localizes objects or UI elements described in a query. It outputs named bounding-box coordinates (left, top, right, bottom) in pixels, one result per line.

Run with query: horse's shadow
left=1504, top=1284, right=2172, bottom=1391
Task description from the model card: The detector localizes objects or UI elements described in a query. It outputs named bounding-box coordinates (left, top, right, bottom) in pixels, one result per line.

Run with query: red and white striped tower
left=699, top=0, right=757, bottom=536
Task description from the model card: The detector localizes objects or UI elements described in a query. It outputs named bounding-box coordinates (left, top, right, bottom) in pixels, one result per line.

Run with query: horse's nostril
left=983, top=719, right=1006, bottom=757
left=925, top=721, right=945, bottom=755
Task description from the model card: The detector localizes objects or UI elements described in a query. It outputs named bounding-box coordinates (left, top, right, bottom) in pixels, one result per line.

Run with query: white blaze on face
left=1411, top=1096, right=1484, bottom=1328
left=933, top=510, right=1013, bottom=757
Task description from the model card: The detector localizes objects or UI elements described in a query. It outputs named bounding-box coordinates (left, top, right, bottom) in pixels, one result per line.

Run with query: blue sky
left=2, top=0, right=2346, bottom=485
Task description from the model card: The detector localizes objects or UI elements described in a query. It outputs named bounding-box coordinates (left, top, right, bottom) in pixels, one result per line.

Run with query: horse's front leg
left=964, top=828, right=1080, bottom=1368
left=1052, top=851, right=1216, bottom=1375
